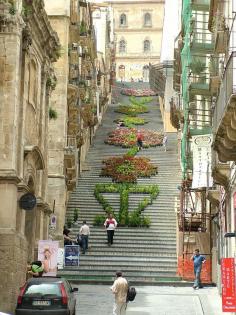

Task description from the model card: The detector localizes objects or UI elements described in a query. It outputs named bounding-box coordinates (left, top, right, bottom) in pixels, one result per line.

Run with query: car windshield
left=24, top=283, right=62, bottom=298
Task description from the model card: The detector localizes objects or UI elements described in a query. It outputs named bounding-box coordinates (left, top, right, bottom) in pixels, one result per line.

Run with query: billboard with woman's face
left=38, top=240, right=59, bottom=277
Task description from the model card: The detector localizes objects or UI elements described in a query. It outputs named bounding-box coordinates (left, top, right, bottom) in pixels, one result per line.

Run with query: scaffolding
left=180, top=0, right=213, bottom=180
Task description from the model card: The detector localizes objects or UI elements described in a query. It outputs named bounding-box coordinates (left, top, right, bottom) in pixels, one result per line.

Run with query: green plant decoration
left=80, top=20, right=87, bottom=36
left=94, top=183, right=159, bottom=227
left=73, top=208, right=79, bottom=222
left=49, top=107, right=58, bottom=120
left=115, top=116, right=148, bottom=128
left=93, top=214, right=106, bottom=226
left=115, top=104, right=149, bottom=116
left=46, top=77, right=57, bottom=90
left=9, top=5, right=16, bottom=15
left=67, top=217, right=72, bottom=229
left=129, top=96, right=153, bottom=105
left=189, top=59, right=205, bottom=75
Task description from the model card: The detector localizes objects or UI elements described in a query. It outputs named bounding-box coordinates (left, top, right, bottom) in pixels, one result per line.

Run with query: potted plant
left=49, top=107, right=58, bottom=120
left=189, top=59, right=205, bottom=75
left=80, top=20, right=87, bottom=36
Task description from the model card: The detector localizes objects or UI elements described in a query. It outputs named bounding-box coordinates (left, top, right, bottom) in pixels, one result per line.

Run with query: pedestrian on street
left=104, top=213, right=117, bottom=246
left=191, top=248, right=206, bottom=289
left=163, top=133, right=168, bottom=152
left=111, top=271, right=128, bottom=315
left=79, top=220, right=90, bottom=254
left=63, top=228, right=74, bottom=246
left=136, top=130, right=143, bottom=151
left=27, top=261, right=44, bottom=278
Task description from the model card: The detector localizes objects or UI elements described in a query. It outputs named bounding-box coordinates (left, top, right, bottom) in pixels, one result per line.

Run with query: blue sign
left=64, top=245, right=80, bottom=267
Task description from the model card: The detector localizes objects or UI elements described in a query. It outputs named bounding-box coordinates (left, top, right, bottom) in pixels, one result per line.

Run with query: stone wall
left=0, top=232, right=28, bottom=313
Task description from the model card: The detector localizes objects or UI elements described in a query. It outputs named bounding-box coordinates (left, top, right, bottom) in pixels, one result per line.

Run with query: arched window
left=144, top=13, right=151, bottom=26
left=144, top=40, right=150, bottom=52
left=143, top=65, right=149, bottom=82
left=120, top=14, right=127, bottom=27
left=119, top=40, right=126, bottom=53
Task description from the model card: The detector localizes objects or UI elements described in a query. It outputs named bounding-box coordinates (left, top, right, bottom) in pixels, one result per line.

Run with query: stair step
left=63, top=92, right=181, bottom=285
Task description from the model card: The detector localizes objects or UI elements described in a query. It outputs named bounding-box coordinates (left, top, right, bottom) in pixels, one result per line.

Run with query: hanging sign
left=192, top=134, right=213, bottom=189
left=221, top=258, right=236, bottom=312
left=19, top=193, right=37, bottom=210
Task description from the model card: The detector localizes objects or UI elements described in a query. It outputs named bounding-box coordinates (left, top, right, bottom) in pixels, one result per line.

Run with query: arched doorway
left=24, top=176, right=36, bottom=261
left=143, top=65, right=149, bottom=82
left=118, top=65, right=125, bottom=82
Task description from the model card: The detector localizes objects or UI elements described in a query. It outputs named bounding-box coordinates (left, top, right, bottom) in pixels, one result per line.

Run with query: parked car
left=15, top=277, right=78, bottom=315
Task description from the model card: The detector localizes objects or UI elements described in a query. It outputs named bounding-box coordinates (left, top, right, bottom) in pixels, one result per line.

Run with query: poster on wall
left=221, top=258, right=236, bottom=312
left=64, top=245, right=80, bottom=267
left=38, top=240, right=59, bottom=276
left=192, top=134, right=213, bottom=189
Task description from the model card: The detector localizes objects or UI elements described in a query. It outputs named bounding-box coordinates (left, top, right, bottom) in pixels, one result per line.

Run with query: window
left=144, top=13, right=152, bottom=26
left=120, top=14, right=127, bottom=27
left=144, top=40, right=150, bottom=52
left=119, top=40, right=126, bottom=53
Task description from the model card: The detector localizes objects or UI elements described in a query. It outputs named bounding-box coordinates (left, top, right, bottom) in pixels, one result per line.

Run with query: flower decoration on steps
left=115, top=104, right=149, bottom=116
left=114, top=116, right=148, bottom=127
left=121, top=88, right=157, bottom=97
left=101, top=155, right=158, bottom=183
left=105, top=128, right=164, bottom=148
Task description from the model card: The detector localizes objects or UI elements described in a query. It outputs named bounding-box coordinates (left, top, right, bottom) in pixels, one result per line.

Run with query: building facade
left=44, top=0, right=113, bottom=241
left=0, top=0, right=60, bottom=312
left=110, top=0, right=165, bottom=82
left=172, top=0, right=236, bottom=312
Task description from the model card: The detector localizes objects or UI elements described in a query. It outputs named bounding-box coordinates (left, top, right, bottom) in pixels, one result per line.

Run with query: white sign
left=192, top=134, right=213, bottom=189
left=57, top=248, right=64, bottom=270
left=49, top=215, right=57, bottom=229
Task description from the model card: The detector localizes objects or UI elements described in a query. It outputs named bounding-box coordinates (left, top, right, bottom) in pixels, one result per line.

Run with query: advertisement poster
left=221, top=258, right=236, bottom=312
left=64, top=245, right=80, bottom=267
left=38, top=240, right=59, bottom=277
left=192, top=134, right=213, bottom=189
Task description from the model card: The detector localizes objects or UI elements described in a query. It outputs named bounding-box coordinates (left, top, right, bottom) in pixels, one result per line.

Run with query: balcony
left=67, top=84, right=79, bottom=107
left=70, top=25, right=80, bottom=44
left=191, top=0, right=210, bottom=11
left=64, top=137, right=77, bottom=169
left=190, top=32, right=214, bottom=53
left=214, top=29, right=229, bottom=54
left=189, top=74, right=210, bottom=96
left=213, top=52, right=236, bottom=162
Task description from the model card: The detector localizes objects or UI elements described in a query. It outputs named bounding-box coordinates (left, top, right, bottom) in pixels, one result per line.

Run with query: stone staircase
left=59, top=89, right=182, bottom=284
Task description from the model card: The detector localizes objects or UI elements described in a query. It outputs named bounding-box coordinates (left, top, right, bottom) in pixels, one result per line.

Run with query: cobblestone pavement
left=74, top=285, right=223, bottom=315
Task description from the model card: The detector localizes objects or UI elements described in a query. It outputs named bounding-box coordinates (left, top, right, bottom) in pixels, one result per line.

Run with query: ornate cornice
left=36, top=197, right=52, bottom=215
left=206, top=189, right=220, bottom=208
left=22, top=0, right=60, bottom=62
left=0, top=1, right=24, bottom=34
left=212, top=164, right=230, bottom=188
left=0, top=169, right=21, bottom=183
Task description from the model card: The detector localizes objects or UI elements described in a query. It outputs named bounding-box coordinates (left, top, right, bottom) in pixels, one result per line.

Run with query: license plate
left=32, top=300, right=51, bottom=306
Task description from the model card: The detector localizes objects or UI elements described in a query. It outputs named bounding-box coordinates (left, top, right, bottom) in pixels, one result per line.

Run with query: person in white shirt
left=104, top=213, right=117, bottom=246
left=79, top=220, right=90, bottom=254
left=163, top=134, right=168, bottom=152
left=111, top=271, right=128, bottom=315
